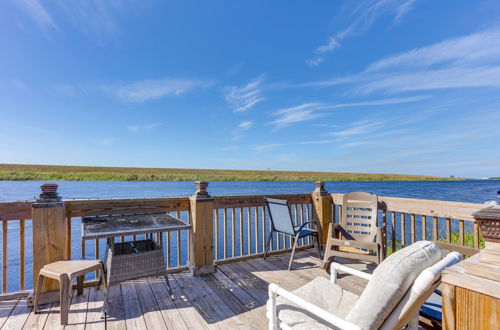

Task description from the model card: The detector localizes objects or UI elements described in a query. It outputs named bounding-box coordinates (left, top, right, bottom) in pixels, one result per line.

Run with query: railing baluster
left=459, top=219, right=465, bottom=246
left=247, top=207, right=252, bottom=254
left=382, top=210, right=387, bottom=249
left=445, top=217, right=451, bottom=243
left=167, top=230, right=171, bottom=267
left=400, top=213, right=406, bottom=247
left=223, top=208, right=228, bottom=259
left=177, top=211, right=182, bottom=266
left=231, top=208, right=236, bottom=257
left=215, top=209, right=219, bottom=260
left=306, top=203, right=312, bottom=246
left=261, top=206, right=266, bottom=252
left=2, top=219, right=7, bottom=293
left=66, top=216, right=72, bottom=259
left=410, top=213, right=416, bottom=244
left=95, top=238, right=99, bottom=278
left=255, top=207, right=259, bottom=253
left=391, top=212, right=396, bottom=252
left=20, top=219, right=25, bottom=291
left=187, top=210, right=192, bottom=261
left=239, top=208, right=244, bottom=256
left=422, top=215, right=427, bottom=240
left=300, top=204, right=305, bottom=246
left=177, top=229, right=182, bottom=267
left=432, top=216, right=438, bottom=241
left=473, top=222, right=480, bottom=248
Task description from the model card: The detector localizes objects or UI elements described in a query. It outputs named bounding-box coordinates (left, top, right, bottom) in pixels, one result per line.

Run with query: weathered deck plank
left=120, top=280, right=148, bottom=330
left=84, top=286, right=106, bottom=330
left=22, top=302, right=52, bottom=330
left=147, top=276, right=188, bottom=330
left=0, top=249, right=371, bottom=330
left=65, top=287, right=89, bottom=330
left=2, top=297, right=30, bottom=330
left=104, top=285, right=126, bottom=330
left=0, top=299, right=18, bottom=328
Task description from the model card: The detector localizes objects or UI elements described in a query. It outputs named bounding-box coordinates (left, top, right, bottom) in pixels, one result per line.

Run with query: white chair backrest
left=380, top=251, right=462, bottom=330
left=340, top=192, right=378, bottom=243
left=346, top=241, right=442, bottom=329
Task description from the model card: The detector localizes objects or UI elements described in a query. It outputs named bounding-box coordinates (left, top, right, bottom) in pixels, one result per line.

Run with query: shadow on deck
left=0, top=249, right=376, bottom=329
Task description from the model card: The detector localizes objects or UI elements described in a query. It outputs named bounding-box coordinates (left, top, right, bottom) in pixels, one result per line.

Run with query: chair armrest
left=328, top=238, right=378, bottom=250
left=267, top=283, right=361, bottom=330
left=330, top=262, right=373, bottom=283
left=295, top=221, right=315, bottom=233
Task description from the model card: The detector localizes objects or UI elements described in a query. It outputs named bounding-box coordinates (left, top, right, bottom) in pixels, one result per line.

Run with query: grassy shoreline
left=0, top=164, right=460, bottom=182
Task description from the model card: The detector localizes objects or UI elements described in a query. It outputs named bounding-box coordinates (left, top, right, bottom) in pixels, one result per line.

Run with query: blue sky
left=1, top=0, right=499, bottom=178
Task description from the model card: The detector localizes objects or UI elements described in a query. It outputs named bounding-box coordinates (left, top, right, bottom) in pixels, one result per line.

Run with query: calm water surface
left=1, top=180, right=499, bottom=292
left=1, top=180, right=499, bottom=202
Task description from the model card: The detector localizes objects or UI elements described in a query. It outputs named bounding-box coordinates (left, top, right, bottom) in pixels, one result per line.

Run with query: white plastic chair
left=267, top=241, right=461, bottom=330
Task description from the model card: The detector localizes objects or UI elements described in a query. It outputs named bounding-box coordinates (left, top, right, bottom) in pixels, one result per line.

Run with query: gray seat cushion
left=275, top=277, right=359, bottom=329
left=346, top=240, right=441, bottom=330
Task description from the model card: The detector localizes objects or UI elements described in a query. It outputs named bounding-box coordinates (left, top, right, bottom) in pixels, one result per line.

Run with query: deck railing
left=0, top=182, right=488, bottom=297
left=212, top=194, right=314, bottom=262
left=331, top=194, right=487, bottom=254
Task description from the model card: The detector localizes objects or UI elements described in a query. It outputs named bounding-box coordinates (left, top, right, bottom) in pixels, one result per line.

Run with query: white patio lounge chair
left=267, top=241, right=461, bottom=330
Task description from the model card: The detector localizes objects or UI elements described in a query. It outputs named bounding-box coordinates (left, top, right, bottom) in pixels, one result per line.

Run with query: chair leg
left=315, top=233, right=322, bottom=259
left=34, top=273, right=45, bottom=314
left=98, top=263, right=108, bottom=319
left=263, top=231, right=273, bottom=259
left=77, top=276, right=84, bottom=295
left=288, top=235, right=300, bottom=270
left=59, top=275, right=71, bottom=325
left=321, top=243, right=332, bottom=269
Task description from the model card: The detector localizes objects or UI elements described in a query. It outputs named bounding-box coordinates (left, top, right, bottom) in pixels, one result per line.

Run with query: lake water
left=1, top=180, right=499, bottom=292
left=1, top=180, right=499, bottom=203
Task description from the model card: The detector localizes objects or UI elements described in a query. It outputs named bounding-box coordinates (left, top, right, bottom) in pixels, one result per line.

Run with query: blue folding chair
left=264, top=198, right=322, bottom=270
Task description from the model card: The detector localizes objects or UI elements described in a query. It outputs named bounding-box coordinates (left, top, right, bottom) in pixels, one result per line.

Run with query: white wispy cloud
left=232, top=120, right=254, bottom=140
left=269, top=96, right=424, bottom=129
left=366, top=29, right=500, bottom=72
left=225, top=75, right=266, bottom=112
left=307, top=0, right=419, bottom=66
left=328, top=120, right=385, bottom=137
left=355, top=66, right=500, bottom=94
left=54, top=0, right=127, bottom=44
left=338, top=140, right=374, bottom=148
left=270, top=103, right=327, bottom=129
left=305, top=29, right=500, bottom=95
left=127, top=123, right=162, bottom=133
left=16, top=0, right=58, bottom=31
left=238, top=121, right=253, bottom=130
left=103, top=78, right=212, bottom=102
left=251, top=143, right=284, bottom=152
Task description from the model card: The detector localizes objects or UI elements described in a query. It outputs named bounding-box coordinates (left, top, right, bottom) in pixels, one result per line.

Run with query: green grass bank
left=0, top=164, right=460, bottom=182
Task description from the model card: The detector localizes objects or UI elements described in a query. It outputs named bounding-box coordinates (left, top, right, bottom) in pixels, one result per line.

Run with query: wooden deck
left=0, top=250, right=375, bottom=329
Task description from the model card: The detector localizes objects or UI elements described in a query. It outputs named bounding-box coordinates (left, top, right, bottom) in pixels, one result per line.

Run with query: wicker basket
left=476, top=219, right=500, bottom=243
left=105, top=239, right=166, bottom=286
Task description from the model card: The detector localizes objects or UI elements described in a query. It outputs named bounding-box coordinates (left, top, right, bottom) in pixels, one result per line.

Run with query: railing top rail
left=331, top=193, right=488, bottom=221
left=0, top=201, right=33, bottom=220
left=213, top=193, right=312, bottom=208
left=66, top=196, right=191, bottom=217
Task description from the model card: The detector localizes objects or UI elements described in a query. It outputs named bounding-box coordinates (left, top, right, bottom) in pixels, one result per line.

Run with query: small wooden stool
left=34, top=260, right=108, bottom=325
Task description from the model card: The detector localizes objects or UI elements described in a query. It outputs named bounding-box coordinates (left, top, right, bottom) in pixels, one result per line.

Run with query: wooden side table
left=441, top=255, right=500, bottom=329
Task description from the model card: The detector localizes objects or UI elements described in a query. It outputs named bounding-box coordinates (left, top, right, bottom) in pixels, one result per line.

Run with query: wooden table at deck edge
left=441, top=255, right=500, bottom=330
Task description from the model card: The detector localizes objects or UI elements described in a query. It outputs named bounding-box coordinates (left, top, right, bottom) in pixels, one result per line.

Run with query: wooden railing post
left=311, top=181, right=332, bottom=246
left=188, top=181, right=216, bottom=275
left=29, top=183, right=68, bottom=305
